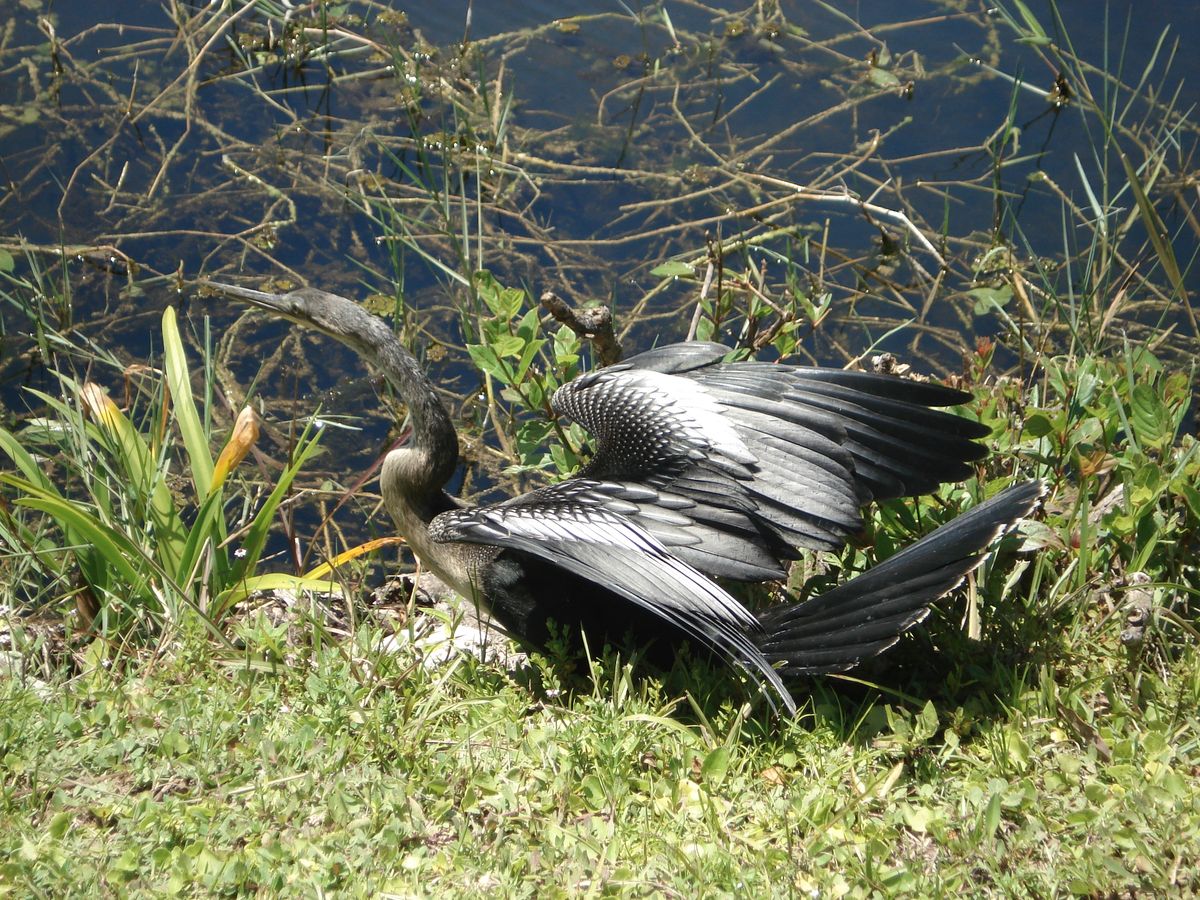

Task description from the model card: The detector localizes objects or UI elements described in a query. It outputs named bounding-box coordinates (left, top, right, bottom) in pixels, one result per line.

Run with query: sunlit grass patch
left=2, top=620, right=1198, bottom=894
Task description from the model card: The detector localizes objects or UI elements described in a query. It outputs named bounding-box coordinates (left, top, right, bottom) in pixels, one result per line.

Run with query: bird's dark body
left=481, top=548, right=693, bottom=660
left=208, top=280, right=1045, bottom=715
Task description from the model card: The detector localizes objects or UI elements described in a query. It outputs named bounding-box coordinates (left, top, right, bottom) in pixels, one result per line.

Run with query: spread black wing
left=757, top=481, right=1045, bottom=676
left=549, top=342, right=990, bottom=580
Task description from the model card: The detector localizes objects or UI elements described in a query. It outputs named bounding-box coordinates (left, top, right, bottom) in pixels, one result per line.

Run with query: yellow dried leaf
left=759, top=766, right=786, bottom=786
left=211, top=406, right=260, bottom=491
left=303, top=537, right=408, bottom=579
left=79, top=382, right=121, bottom=430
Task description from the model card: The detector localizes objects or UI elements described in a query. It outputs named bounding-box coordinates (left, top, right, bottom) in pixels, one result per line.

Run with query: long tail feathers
left=756, top=480, right=1046, bottom=678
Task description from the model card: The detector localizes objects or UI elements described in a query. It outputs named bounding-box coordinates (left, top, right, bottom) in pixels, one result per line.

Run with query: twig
left=540, top=291, right=622, bottom=366
left=748, top=173, right=947, bottom=268
left=686, top=260, right=715, bottom=343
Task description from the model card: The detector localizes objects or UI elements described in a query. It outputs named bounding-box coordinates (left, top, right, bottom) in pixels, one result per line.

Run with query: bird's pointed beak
left=199, top=280, right=293, bottom=315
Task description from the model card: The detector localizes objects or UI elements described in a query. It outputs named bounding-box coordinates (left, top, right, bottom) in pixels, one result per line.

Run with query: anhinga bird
left=207, top=281, right=1044, bottom=714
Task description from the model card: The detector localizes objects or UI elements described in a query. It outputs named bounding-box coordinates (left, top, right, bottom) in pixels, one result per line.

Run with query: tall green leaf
left=1116, top=149, right=1193, bottom=334
left=0, top=427, right=60, bottom=493
left=4, top=477, right=149, bottom=590
left=81, top=384, right=187, bottom=579
left=162, top=306, right=215, bottom=498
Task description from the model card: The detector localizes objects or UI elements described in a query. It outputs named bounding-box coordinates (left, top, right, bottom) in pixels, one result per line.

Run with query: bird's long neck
left=369, top=323, right=459, bottom=495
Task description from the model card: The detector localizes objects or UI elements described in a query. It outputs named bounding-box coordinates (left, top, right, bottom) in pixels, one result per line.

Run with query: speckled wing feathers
left=554, top=369, right=861, bottom=556
left=559, top=367, right=757, bottom=472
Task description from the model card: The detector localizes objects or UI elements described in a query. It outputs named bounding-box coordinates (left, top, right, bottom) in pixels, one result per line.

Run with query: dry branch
left=540, top=291, right=622, bottom=366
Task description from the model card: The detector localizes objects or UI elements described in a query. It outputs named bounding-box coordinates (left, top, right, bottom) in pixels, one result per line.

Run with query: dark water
left=1, top=0, right=1196, bottom=560
left=2, top=2, right=1193, bottom=330
left=3, top=3, right=1196, bottom=307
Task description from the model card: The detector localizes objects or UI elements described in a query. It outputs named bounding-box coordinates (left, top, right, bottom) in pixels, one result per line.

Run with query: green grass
left=4, top=314, right=1197, bottom=895
left=3, top=617, right=1198, bottom=896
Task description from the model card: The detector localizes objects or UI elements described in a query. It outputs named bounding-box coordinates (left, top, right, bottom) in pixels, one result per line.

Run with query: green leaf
left=514, top=337, right=546, bottom=383
left=473, top=271, right=526, bottom=319
left=968, top=286, right=1013, bottom=316
left=868, top=66, right=901, bottom=89
left=1130, top=383, right=1172, bottom=450
left=650, top=261, right=696, bottom=278
left=902, top=805, right=933, bottom=833
left=79, top=638, right=108, bottom=683
left=581, top=774, right=606, bottom=808
left=162, top=307, right=214, bottom=499
left=466, top=343, right=508, bottom=382
left=1004, top=725, right=1031, bottom=770
left=1179, top=481, right=1200, bottom=520
left=216, top=573, right=347, bottom=611
left=1010, top=0, right=1048, bottom=40
left=0, top=248, right=14, bottom=273
left=84, top=388, right=187, bottom=579
left=176, top=487, right=231, bottom=594
left=47, top=811, right=71, bottom=840
left=0, top=427, right=60, bottom=494
left=914, top=700, right=939, bottom=743
left=1016, top=520, right=1065, bottom=552
left=524, top=377, right=545, bottom=409
left=472, top=270, right=500, bottom=308
left=978, top=791, right=1003, bottom=842
left=700, top=746, right=731, bottom=784
left=1023, top=412, right=1056, bottom=438
left=1116, top=149, right=1190, bottom=329
left=515, top=307, right=541, bottom=342
left=491, top=334, right=526, bottom=359
left=548, top=442, right=576, bottom=476
left=553, top=325, right=581, bottom=368
left=13, top=490, right=148, bottom=591
left=500, top=288, right=525, bottom=320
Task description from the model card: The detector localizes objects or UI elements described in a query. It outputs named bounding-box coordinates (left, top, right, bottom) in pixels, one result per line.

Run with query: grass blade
left=7, top=480, right=147, bottom=589
left=0, top=427, right=60, bottom=493
left=1116, top=149, right=1194, bottom=334
left=229, top=423, right=325, bottom=585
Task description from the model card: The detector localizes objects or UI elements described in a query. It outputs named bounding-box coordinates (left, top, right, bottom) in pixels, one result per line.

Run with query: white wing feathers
left=438, top=499, right=757, bottom=631
left=554, top=368, right=757, bottom=474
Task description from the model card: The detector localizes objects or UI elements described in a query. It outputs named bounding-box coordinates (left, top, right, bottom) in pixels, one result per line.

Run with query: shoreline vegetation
left=1, top=2, right=1197, bottom=894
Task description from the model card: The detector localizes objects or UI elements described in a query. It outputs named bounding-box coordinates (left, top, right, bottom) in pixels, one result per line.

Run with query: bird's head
left=203, top=277, right=458, bottom=485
